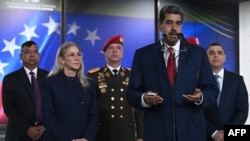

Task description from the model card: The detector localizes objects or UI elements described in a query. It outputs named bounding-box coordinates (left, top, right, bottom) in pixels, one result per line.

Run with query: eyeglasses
left=64, top=52, right=83, bottom=58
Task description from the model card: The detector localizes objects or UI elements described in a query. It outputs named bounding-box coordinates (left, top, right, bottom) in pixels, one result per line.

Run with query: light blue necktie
left=215, top=75, right=221, bottom=105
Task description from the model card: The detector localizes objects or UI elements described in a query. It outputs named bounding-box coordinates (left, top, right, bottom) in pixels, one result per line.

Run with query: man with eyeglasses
left=87, top=34, right=143, bottom=141
left=2, top=40, right=49, bottom=141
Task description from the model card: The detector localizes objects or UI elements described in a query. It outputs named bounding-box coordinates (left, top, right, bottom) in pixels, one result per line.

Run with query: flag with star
left=0, top=1, right=155, bottom=124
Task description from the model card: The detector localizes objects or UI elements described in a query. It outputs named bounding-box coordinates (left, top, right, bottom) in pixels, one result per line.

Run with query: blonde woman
left=41, top=42, right=98, bottom=141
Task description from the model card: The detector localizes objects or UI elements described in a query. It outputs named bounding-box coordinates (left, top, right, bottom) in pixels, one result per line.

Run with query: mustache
left=169, top=32, right=178, bottom=35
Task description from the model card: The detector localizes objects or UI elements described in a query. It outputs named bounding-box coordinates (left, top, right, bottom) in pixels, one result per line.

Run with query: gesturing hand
left=182, top=88, right=202, bottom=102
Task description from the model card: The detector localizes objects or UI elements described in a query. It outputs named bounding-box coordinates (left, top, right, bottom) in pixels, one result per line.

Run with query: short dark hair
left=21, top=41, right=37, bottom=49
left=208, top=42, right=221, bottom=47
left=159, top=5, right=184, bottom=24
left=207, top=42, right=225, bottom=51
left=207, top=42, right=222, bottom=48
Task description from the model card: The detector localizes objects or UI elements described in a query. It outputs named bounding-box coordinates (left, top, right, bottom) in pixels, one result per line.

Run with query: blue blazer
left=126, top=41, right=218, bottom=141
left=204, top=69, right=249, bottom=140
left=41, top=72, right=98, bottom=141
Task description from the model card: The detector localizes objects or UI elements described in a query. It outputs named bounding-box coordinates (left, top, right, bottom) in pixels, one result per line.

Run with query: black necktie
left=113, top=69, right=118, bottom=76
left=30, top=72, right=42, bottom=123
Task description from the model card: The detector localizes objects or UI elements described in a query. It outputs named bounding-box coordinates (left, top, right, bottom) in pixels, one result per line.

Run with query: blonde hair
left=48, top=42, right=89, bottom=88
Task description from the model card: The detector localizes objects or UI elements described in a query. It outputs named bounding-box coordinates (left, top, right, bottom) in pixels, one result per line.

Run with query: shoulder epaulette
left=88, top=67, right=100, bottom=73
left=122, top=67, right=131, bottom=71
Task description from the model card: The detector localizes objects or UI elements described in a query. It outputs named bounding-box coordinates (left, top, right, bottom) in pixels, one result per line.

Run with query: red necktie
left=30, top=72, right=42, bottom=123
left=167, top=47, right=176, bottom=86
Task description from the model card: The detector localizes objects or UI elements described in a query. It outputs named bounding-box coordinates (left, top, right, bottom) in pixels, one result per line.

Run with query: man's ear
left=158, top=22, right=163, bottom=32
left=19, top=53, right=23, bottom=60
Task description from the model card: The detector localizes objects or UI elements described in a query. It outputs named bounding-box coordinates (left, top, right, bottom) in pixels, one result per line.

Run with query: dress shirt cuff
left=141, top=93, right=151, bottom=107
left=211, top=130, right=218, bottom=138
left=194, top=92, right=203, bottom=105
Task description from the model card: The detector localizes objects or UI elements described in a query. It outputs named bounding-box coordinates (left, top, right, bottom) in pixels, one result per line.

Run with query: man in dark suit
left=2, top=41, right=49, bottom=141
left=126, top=5, right=218, bottom=141
left=204, top=43, right=249, bottom=141
left=87, top=35, right=143, bottom=141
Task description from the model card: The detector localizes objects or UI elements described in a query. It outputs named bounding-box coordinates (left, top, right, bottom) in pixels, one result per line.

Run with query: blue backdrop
left=0, top=1, right=238, bottom=123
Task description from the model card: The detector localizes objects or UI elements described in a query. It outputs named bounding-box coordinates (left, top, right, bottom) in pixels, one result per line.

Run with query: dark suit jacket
left=2, top=67, right=48, bottom=141
left=204, top=69, right=249, bottom=141
left=126, top=41, right=219, bottom=141
left=87, top=66, right=143, bottom=141
left=40, top=72, right=98, bottom=141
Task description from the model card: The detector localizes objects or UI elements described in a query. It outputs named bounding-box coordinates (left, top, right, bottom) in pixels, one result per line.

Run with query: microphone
left=177, top=33, right=188, bottom=45
left=161, top=33, right=168, bottom=54
left=177, top=33, right=189, bottom=53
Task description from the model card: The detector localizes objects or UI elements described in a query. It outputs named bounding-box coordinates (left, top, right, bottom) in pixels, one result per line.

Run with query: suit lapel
left=175, top=43, right=190, bottom=90
left=151, top=42, right=167, bottom=76
left=18, top=68, right=34, bottom=98
left=150, top=42, right=174, bottom=92
left=219, top=70, right=230, bottom=107
left=176, top=42, right=189, bottom=75
left=103, top=66, right=117, bottom=88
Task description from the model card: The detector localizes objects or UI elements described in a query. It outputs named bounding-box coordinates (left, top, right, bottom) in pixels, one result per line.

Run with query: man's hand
left=213, top=130, right=224, bottom=141
left=27, top=126, right=44, bottom=140
left=144, top=91, right=164, bottom=105
left=182, top=88, right=202, bottom=102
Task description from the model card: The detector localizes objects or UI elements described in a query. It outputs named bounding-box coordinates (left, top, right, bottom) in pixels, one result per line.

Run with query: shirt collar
left=160, top=39, right=181, bottom=51
left=106, top=64, right=121, bottom=71
left=214, top=68, right=224, bottom=78
left=24, top=66, right=38, bottom=74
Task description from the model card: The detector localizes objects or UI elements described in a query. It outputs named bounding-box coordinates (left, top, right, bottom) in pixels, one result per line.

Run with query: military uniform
left=87, top=66, right=143, bottom=141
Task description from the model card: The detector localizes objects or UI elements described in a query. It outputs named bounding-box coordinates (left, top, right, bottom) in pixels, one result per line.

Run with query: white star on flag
left=1, top=38, right=20, bottom=57
left=85, top=29, right=101, bottom=46
left=67, top=21, right=81, bottom=36
left=19, top=24, right=39, bottom=40
left=0, top=60, right=9, bottom=75
left=42, top=16, right=60, bottom=36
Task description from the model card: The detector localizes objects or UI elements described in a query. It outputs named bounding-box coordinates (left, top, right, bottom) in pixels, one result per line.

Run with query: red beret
left=187, top=37, right=199, bottom=45
left=103, top=34, right=123, bottom=52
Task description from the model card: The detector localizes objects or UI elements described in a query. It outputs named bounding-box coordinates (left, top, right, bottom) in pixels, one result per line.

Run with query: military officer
left=87, top=34, right=143, bottom=141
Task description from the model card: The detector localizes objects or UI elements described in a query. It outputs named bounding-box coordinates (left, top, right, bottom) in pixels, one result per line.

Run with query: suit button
left=80, top=101, right=84, bottom=104
left=120, top=97, right=124, bottom=101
